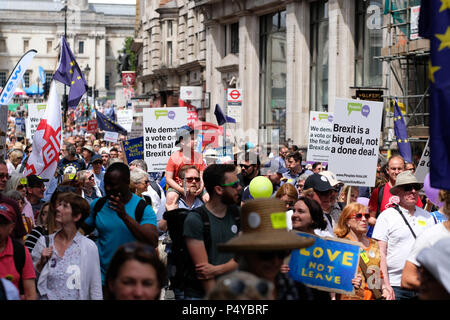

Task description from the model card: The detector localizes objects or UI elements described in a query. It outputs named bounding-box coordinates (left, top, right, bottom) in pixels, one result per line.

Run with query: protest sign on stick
left=327, top=98, right=383, bottom=187
left=306, top=111, right=334, bottom=163
left=121, top=136, right=144, bottom=165
left=143, top=107, right=187, bottom=172
left=289, top=232, right=361, bottom=295
left=414, top=138, right=429, bottom=182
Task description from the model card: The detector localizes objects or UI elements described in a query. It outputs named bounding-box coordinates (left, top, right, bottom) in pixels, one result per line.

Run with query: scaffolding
left=375, top=0, right=429, bottom=158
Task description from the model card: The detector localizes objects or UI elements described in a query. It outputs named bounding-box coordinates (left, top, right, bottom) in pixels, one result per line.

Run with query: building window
left=79, top=41, right=84, bottom=54
left=223, top=22, right=240, bottom=56
left=0, top=39, right=6, bottom=52
left=259, top=10, right=287, bottom=143
left=310, top=0, right=329, bottom=112
left=167, top=41, right=173, bottom=65
left=23, top=39, right=29, bottom=52
left=105, top=74, right=110, bottom=91
left=355, top=0, right=383, bottom=87
left=0, top=72, right=6, bottom=87
left=45, top=72, right=53, bottom=84
left=106, top=41, right=111, bottom=56
left=47, top=40, right=53, bottom=54
left=23, top=71, right=30, bottom=88
left=168, top=20, right=173, bottom=37
left=230, top=22, right=239, bottom=54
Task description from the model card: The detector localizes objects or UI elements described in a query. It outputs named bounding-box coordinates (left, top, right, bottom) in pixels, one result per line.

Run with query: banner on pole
left=289, top=232, right=361, bottom=295
left=327, top=98, right=383, bottom=187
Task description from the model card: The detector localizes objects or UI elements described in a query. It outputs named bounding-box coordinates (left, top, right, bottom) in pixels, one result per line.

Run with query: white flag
left=24, top=80, right=62, bottom=179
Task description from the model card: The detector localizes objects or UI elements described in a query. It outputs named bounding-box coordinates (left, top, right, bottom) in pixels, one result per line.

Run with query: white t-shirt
left=407, top=223, right=450, bottom=266
left=372, top=205, right=435, bottom=286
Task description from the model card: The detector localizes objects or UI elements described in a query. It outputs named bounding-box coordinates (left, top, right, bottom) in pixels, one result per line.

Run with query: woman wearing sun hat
left=218, top=198, right=324, bottom=300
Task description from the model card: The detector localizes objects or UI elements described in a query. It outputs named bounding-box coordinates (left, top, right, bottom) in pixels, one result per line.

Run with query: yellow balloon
left=249, top=176, right=273, bottom=199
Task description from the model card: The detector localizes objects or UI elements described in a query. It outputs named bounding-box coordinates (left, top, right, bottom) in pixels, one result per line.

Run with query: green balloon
left=249, top=176, right=273, bottom=199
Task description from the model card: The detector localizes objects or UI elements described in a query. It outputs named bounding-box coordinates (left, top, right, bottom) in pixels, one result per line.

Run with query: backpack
left=91, top=196, right=148, bottom=224
left=163, top=205, right=241, bottom=291
left=376, top=184, right=386, bottom=218
left=11, top=238, right=25, bottom=295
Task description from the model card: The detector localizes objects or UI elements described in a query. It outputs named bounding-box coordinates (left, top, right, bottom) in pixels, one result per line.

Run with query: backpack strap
left=92, top=196, right=108, bottom=225
left=11, top=238, right=25, bottom=295
left=376, top=184, right=385, bottom=218
left=194, top=206, right=212, bottom=256
left=149, top=180, right=162, bottom=199
left=0, top=279, right=6, bottom=301
left=135, top=199, right=148, bottom=223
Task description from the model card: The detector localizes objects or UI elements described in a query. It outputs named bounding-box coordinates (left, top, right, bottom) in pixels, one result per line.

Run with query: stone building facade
left=132, top=0, right=206, bottom=112
left=134, top=0, right=429, bottom=152
left=0, top=0, right=135, bottom=100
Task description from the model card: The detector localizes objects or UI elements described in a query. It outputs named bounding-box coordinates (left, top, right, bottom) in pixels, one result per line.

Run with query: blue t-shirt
left=84, top=193, right=157, bottom=284
left=431, top=210, right=448, bottom=224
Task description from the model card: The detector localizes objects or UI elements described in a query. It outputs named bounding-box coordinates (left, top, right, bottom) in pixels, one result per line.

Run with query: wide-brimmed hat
left=82, top=145, right=94, bottom=153
left=390, top=170, right=423, bottom=195
left=218, top=199, right=315, bottom=252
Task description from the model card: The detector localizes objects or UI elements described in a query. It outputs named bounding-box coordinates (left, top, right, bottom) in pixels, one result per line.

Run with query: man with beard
left=183, top=164, right=242, bottom=299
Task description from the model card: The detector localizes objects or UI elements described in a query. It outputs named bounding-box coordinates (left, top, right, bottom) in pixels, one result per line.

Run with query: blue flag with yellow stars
left=53, top=36, right=88, bottom=108
left=393, top=99, right=412, bottom=163
left=95, top=109, right=127, bottom=135
left=419, top=0, right=450, bottom=190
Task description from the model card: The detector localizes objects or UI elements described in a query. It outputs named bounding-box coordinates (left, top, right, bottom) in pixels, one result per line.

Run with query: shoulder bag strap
left=392, top=205, right=417, bottom=239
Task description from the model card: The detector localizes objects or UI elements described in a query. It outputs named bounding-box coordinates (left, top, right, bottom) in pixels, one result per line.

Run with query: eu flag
left=53, top=37, right=88, bottom=108
left=95, top=109, right=127, bottom=135
left=214, top=104, right=236, bottom=126
left=419, top=1, right=450, bottom=190
left=393, top=99, right=412, bottom=163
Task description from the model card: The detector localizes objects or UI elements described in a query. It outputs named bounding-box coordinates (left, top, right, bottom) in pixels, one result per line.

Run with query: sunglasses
left=0, top=173, right=10, bottom=180
left=222, top=278, right=271, bottom=298
left=239, top=164, right=254, bottom=170
left=185, top=177, right=201, bottom=183
left=220, top=179, right=240, bottom=188
left=257, top=250, right=290, bottom=261
left=122, top=242, right=156, bottom=256
left=351, top=213, right=370, bottom=220
left=401, top=184, right=422, bottom=192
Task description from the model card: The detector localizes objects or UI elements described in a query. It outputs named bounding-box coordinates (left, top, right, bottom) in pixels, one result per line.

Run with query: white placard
left=104, top=131, right=119, bottom=143
left=26, top=103, right=47, bottom=140
left=143, top=107, right=187, bottom=172
left=307, top=111, right=334, bottom=162
left=117, top=109, right=133, bottom=133
left=410, top=6, right=420, bottom=40
left=180, top=86, right=203, bottom=101
left=327, top=98, right=383, bottom=187
left=415, top=138, right=429, bottom=182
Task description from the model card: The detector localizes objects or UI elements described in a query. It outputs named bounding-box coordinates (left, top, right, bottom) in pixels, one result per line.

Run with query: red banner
left=121, top=71, right=135, bottom=87
left=87, top=119, right=97, bottom=134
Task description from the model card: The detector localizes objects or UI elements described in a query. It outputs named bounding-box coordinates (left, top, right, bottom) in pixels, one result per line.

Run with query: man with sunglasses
left=372, top=171, right=435, bottom=300
left=183, top=164, right=242, bottom=299
left=174, top=165, right=204, bottom=210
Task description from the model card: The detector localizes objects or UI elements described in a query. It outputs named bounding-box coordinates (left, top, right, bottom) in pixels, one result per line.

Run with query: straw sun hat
left=390, top=170, right=423, bottom=195
left=218, top=198, right=315, bottom=252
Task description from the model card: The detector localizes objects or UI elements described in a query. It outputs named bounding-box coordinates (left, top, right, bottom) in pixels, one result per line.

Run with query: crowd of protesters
left=0, top=105, right=449, bottom=301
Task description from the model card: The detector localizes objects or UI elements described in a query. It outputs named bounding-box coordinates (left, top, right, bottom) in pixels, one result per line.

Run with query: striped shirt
left=24, top=226, right=48, bottom=253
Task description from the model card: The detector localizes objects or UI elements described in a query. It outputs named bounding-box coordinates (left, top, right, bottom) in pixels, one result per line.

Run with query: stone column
left=286, top=0, right=310, bottom=149
left=328, top=0, right=355, bottom=112
left=97, top=33, right=106, bottom=96
left=204, top=21, right=223, bottom=124
left=238, top=14, right=259, bottom=139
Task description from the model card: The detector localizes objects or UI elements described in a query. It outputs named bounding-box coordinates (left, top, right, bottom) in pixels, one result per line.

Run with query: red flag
left=24, top=81, right=62, bottom=179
